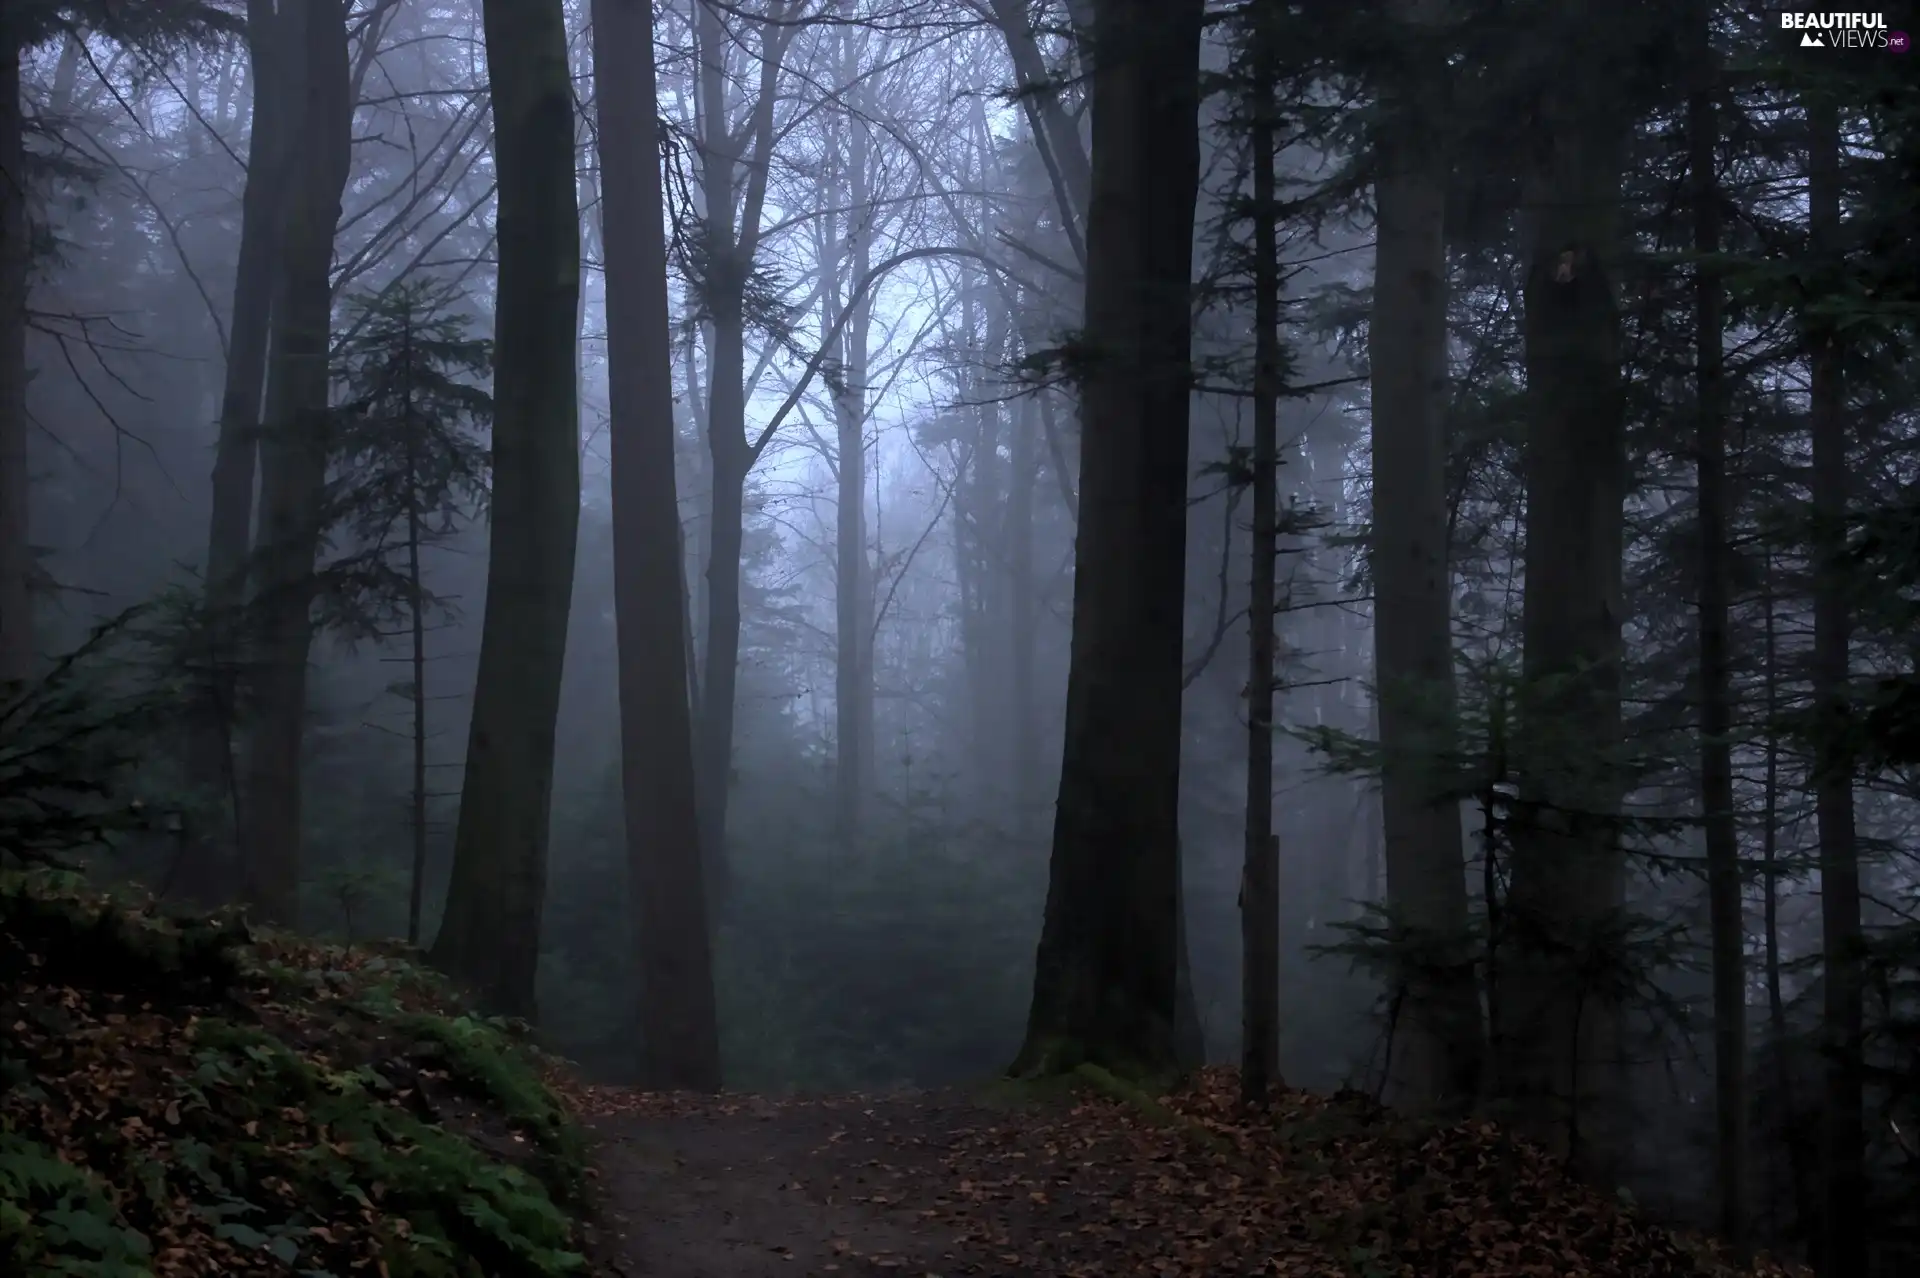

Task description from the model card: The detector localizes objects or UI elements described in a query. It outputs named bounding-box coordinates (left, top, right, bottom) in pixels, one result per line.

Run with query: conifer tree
left=323, top=282, right=492, bottom=945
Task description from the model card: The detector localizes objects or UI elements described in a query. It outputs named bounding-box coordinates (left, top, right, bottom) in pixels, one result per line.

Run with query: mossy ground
left=0, top=871, right=591, bottom=1277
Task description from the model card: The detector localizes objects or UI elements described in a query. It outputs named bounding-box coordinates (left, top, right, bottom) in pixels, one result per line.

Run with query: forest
left=1, top=0, right=1916, bottom=1274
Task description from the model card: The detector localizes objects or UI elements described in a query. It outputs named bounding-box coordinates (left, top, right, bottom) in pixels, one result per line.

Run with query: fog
left=9, top=1, right=1920, bottom=1270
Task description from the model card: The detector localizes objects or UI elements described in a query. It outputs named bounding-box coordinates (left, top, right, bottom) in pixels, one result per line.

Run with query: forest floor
left=566, top=1071, right=1808, bottom=1278
left=0, top=873, right=1811, bottom=1278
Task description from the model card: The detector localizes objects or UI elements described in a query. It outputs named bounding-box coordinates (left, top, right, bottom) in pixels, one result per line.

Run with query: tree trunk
left=1806, top=92, right=1864, bottom=1278
left=236, top=0, right=352, bottom=927
left=592, top=0, right=722, bottom=1090
left=1008, top=392, right=1039, bottom=836
left=1010, top=0, right=1204, bottom=1081
left=405, top=305, right=430, bottom=948
left=0, top=42, right=31, bottom=688
left=1365, top=0, right=1483, bottom=1113
left=1759, top=553, right=1812, bottom=1239
left=698, top=302, right=748, bottom=907
left=690, top=1, right=792, bottom=910
left=984, top=0, right=1090, bottom=228
left=1500, top=0, right=1631, bottom=1177
left=189, top=0, right=295, bottom=902
left=1688, top=11, right=1747, bottom=1254
left=430, top=0, right=582, bottom=1019
left=831, top=78, right=876, bottom=840
left=1240, top=10, right=1282, bottom=1109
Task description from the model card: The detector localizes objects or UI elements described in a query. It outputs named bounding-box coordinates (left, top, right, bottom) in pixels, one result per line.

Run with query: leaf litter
left=578, top=1068, right=1807, bottom=1278
left=1, top=871, right=588, bottom=1276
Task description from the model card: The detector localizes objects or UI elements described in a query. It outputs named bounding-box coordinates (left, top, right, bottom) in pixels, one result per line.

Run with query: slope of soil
left=0, top=871, right=590, bottom=1277
left=573, top=1073, right=1808, bottom=1278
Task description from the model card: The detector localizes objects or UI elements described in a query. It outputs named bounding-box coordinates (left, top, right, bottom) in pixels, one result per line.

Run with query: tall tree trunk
left=1240, top=7, right=1282, bottom=1109
left=692, top=0, right=792, bottom=909
left=593, top=0, right=721, bottom=1090
left=237, top=0, right=352, bottom=927
left=1501, top=0, right=1631, bottom=1177
left=0, top=41, right=31, bottom=687
left=1806, top=93, right=1864, bottom=1278
left=1365, top=0, right=1483, bottom=1112
left=699, top=301, right=748, bottom=904
left=831, top=77, right=876, bottom=840
left=430, top=0, right=583, bottom=1018
left=1688, top=10, right=1746, bottom=1254
left=1760, top=553, right=1811, bottom=1241
left=404, top=306, right=429, bottom=948
left=190, top=0, right=294, bottom=900
left=1010, top=0, right=1204, bottom=1081
left=1008, top=392, right=1039, bottom=836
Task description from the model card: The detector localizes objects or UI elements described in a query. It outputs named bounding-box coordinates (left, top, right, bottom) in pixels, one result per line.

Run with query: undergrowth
left=0, top=870, right=591, bottom=1277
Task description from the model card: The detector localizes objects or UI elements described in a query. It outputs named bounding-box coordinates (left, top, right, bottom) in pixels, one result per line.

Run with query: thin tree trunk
left=832, top=75, right=875, bottom=840
left=1240, top=9, right=1282, bottom=1109
left=698, top=307, right=748, bottom=906
left=691, top=0, right=793, bottom=910
left=1008, top=392, right=1039, bottom=836
left=405, top=306, right=429, bottom=948
left=0, top=42, right=32, bottom=687
left=237, top=0, right=352, bottom=927
left=984, top=0, right=1090, bottom=252
left=205, top=0, right=290, bottom=613
left=1366, top=0, right=1483, bottom=1112
left=1688, top=12, right=1746, bottom=1253
left=430, top=0, right=582, bottom=1018
left=593, top=0, right=721, bottom=1090
left=1806, top=93, right=1864, bottom=1278
left=1011, top=0, right=1204, bottom=1081
left=1759, top=552, right=1809, bottom=1242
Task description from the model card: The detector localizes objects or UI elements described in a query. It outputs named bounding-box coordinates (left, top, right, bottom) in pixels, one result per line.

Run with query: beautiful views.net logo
left=1779, top=11, right=1910, bottom=51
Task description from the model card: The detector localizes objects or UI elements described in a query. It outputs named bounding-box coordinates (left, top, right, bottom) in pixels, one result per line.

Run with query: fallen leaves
left=579, top=1069, right=1807, bottom=1278
left=1, top=874, right=588, bottom=1277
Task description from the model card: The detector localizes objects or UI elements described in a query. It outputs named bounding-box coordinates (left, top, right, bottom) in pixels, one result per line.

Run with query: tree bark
left=592, top=0, right=721, bottom=1090
left=1688, top=9, right=1746, bottom=1254
left=1008, top=392, right=1039, bottom=836
left=1240, top=8, right=1282, bottom=1108
left=236, top=0, right=352, bottom=927
left=1806, top=92, right=1864, bottom=1278
left=190, top=0, right=295, bottom=901
left=1500, top=0, right=1631, bottom=1177
left=829, top=70, right=876, bottom=840
left=430, top=0, right=582, bottom=1019
left=692, top=0, right=794, bottom=909
left=0, top=42, right=32, bottom=687
left=404, top=306, right=430, bottom=948
left=1010, top=0, right=1204, bottom=1081
left=1365, top=0, right=1483, bottom=1113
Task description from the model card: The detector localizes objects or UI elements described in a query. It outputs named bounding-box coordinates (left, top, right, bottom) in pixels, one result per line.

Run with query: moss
left=0, top=873, right=592, bottom=1277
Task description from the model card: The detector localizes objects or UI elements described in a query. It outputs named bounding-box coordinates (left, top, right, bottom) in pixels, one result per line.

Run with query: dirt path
left=574, top=1070, right=1800, bottom=1278
left=584, top=1091, right=1042, bottom=1277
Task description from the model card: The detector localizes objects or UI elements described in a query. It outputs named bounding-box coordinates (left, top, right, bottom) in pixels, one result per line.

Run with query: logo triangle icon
left=1801, top=31, right=1824, bottom=46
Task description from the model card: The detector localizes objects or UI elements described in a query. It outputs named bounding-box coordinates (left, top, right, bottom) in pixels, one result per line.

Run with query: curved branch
left=746, top=244, right=1006, bottom=465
